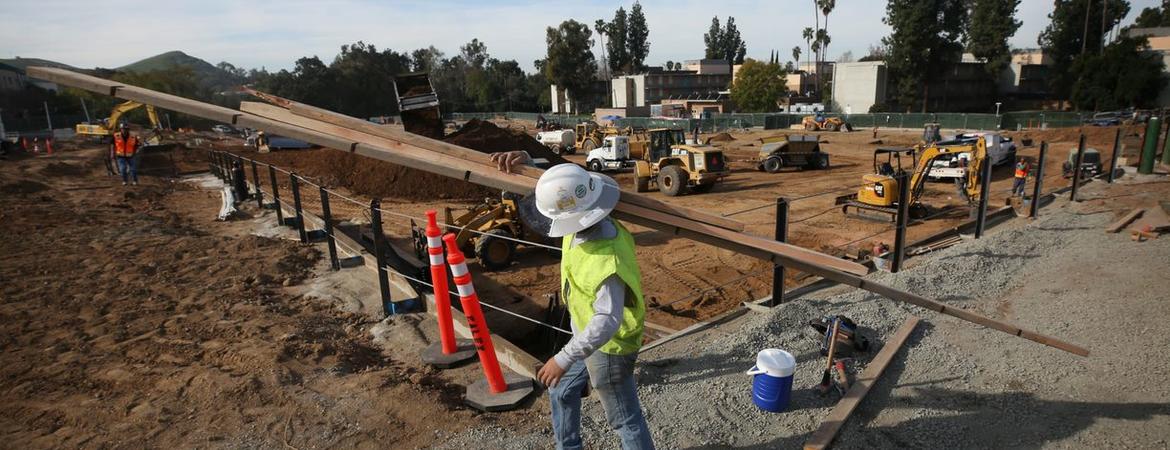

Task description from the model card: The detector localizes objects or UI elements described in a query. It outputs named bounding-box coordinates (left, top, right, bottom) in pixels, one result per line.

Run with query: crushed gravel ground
left=442, top=180, right=1170, bottom=449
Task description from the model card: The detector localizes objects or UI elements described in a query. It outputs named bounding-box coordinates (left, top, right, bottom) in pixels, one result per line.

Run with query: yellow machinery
left=633, top=128, right=730, bottom=196
left=835, top=137, right=988, bottom=221
left=575, top=121, right=631, bottom=153
left=802, top=115, right=851, bottom=132
left=76, top=100, right=162, bottom=145
left=433, top=195, right=551, bottom=270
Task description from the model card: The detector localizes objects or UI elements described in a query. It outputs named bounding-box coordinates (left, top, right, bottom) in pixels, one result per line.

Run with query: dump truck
left=633, top=128, right=729, bottom=196
left=393, top=72, right=445, bottom=139
left=756, top=134, right=830, bottom=173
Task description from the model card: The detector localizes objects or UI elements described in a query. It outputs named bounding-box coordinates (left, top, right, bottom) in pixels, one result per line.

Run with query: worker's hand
left=490, top=151, right=530, bottom=174
left=537, top=357, right=567, bottom=388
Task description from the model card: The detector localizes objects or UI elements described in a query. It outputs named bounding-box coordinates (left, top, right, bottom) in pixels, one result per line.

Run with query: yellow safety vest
left=560, top=220, right=645, bottom=355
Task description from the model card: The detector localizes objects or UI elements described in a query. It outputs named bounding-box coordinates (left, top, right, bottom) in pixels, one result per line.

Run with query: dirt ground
left=0, top=147, right=546, bottom=448
left=227, top=122, right=1150, bottom=339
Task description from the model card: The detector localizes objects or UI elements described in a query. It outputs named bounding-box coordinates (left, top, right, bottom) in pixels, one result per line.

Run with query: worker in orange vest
left=113, top=123, right=141, bottom=186
left=1011, top=156, right=1029, bottom=197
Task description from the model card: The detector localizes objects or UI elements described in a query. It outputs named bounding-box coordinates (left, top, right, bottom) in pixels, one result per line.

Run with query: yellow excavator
left=836, top=136, right=989, bottom=221
left=76, top=100, right=163, bottom=145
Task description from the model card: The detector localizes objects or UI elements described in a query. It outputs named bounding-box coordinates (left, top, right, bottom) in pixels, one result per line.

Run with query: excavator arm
left=907, top=137, right=988, bottom=205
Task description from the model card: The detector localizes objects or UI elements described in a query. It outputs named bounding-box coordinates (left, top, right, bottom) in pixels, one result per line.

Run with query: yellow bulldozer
left=423, top=194, right=553, bottom=270
left=835, top=137, right=989, bottom=221
left=575, top=121, right=631, bottom=153
left=802, top=115, right=852, bottom=132
left=632, top=128, right=730, bottom=196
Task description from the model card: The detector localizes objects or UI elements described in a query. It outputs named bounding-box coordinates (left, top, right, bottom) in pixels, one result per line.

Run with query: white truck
left=928, top=133, right=1014, bottom=181
left=586, top=136, right=636, bottom=172
left=536, top=129, right=576, bottom=155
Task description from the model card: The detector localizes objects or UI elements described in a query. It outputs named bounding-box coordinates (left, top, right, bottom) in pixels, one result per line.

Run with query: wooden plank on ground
left=31, top=66, right=1091, bottom=358
left=804, top=316, right=921, bottom=450
left=1106, top=208, right=1144, bottom=233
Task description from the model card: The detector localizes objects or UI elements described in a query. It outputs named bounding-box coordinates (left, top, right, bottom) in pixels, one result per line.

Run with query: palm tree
left=594, top=19, right=609, bottom=80
left=818, top=0, right=835, bottom=62
left=792, top=46, right=801, bottom=71
left=802, top=27, right=814, bottom=73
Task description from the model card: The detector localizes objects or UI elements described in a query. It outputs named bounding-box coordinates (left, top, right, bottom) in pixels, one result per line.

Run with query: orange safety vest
left=114, top=134, right=139, bottom=157
left=1014, top=162, right=1028, bottom=178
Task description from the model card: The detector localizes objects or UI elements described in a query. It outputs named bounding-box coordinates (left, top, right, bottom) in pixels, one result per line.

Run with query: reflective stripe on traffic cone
left=443, top=232, right=508, bottom=394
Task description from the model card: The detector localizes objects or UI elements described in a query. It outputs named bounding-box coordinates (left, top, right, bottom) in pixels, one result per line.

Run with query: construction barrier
left=426, top=211, right=458, bottom=355
left=443, top=232, right=508, bottom=394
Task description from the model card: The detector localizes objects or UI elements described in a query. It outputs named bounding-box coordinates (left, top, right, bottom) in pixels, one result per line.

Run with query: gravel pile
left=442, top=183, right=1170, bottom=449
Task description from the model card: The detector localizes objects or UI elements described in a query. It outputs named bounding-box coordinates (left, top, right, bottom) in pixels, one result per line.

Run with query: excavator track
left=840, top=201, right=897, bottom=222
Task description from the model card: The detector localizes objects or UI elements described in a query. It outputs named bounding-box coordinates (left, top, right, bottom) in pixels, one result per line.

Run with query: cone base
left=420, top=339, right=477, bottom=368
left=464, top=374, right=535, bottom=412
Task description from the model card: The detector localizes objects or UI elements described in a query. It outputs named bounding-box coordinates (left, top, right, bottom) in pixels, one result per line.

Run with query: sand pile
left=245, top=119, right=570, bottom=201
left=705, top=132, right=735, bottom=144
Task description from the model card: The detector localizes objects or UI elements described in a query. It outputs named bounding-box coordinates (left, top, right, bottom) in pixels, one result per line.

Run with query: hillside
left=118, top=50, right=239, bottom=91
left=0, top=57, right=79, bottom=71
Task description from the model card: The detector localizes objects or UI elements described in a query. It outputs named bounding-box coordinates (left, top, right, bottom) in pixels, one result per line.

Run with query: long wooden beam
left=804, top=316, right=920, bottom=450
left=30, top=66, right=1089, bottom=357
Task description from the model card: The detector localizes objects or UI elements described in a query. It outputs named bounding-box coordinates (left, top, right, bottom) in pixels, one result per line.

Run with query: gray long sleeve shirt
left=552, top=218, right=627, bottom=370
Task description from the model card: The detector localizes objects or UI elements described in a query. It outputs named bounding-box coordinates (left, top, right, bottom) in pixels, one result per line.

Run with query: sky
left=0, top=0, right=1162, bottom=73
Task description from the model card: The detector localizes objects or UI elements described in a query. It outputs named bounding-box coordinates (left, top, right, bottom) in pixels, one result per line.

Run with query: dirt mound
left=445, top=119, right=570, bottom=165
left=40, top=162, right=88, bottom=177
left=1, top=180, right=49, bottom=195
left=706, top=132, right=735, bottom=144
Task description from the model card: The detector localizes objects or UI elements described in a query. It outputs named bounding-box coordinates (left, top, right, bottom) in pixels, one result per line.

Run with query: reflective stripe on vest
left=114, top=135, right=138, bottom=157
left=1015, top=163, right=1027, bottom=178
left=560, top=220, right=645, bottom=355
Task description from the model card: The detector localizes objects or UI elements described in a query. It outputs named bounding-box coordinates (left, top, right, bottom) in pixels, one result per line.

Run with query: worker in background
left=490, top=152, right=655, bottom=450
left=1012, top=156, right=1029, bottom=197
left=113, top=123, right=141, bottom=186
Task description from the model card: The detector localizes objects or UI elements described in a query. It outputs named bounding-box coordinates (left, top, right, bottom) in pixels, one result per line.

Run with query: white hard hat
left=534, top=163, right=620, bottom=237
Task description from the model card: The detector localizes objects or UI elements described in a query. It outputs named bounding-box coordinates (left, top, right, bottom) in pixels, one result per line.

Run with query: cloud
left=1, top=0, right=1160, bottom=73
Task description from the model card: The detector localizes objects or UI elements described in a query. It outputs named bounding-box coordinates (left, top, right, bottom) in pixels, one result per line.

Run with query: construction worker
left=1012, top=156, right=1029, bottom=197
left=113, top=123, right=141, bottom=185
left=490, top=152, right=655, bottom=450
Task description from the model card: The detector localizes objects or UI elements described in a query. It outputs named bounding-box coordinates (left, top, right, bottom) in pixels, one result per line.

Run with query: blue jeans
left=117, top=156, right=138, bottom=183
left=1012, top=177, right=1026, bottom=196
left=550, top=351, right=654, bottom=450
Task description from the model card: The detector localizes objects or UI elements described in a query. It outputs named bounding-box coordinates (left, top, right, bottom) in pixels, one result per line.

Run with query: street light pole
left=995, top=102, right=1003, bottom=129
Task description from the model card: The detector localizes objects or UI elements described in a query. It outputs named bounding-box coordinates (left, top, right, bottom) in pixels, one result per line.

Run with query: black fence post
left=1070, top=134, right=1086, bottom=202
left=768, top=197, right=788, bottom=307
left=1107, top=128, right=1121, bottom=183
left=207, top=150, right=214, bottom=175
left=212, top=152, right=222, bottom=179
left=250, top=159, right=263, bottom=207
left=289, top=173, right=307, bottom=242
left=370, top=198, right=394, bottom=317
left=892, top=171, right=911, bottom=272
left=1030, top=141, right=1047, bottom=219
left=320, top=187, right=340, bottom=270
left=268, top=165, right=283, bottom=224
left=974, top=154, right=993, bottom=239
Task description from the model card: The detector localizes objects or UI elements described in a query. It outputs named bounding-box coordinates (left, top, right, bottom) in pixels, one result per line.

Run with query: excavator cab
left=858, top=148, right=916, bottom=208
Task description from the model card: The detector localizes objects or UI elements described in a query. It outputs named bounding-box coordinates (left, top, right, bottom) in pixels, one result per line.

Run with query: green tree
left=410, top=46, right=444, bottom=72
left=792, top=46, right=801, bottom=69
left=703, top=16, right=746, bottom=73
left=628, top=2, right=650, bottom=72
left=730, top=59, right=788, bottom=112
left=606, top=8, right=630, bottom=75
left=1070, top=36, right=1167, bottom=110
left=966, top=0, right=1021, bottom=80
left=1038, top=0, right=1130, bottom=106
left=1132, top=0, right=1170, bottom=27
left=882, top=0, right=969, bottom=112
left=544, top=20, right=597, bottom=111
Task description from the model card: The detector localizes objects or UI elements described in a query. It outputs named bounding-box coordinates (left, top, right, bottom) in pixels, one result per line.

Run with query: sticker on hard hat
left=575, top=184, right=587, bottom=198
left=556, top=188, right=577, bottom=211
